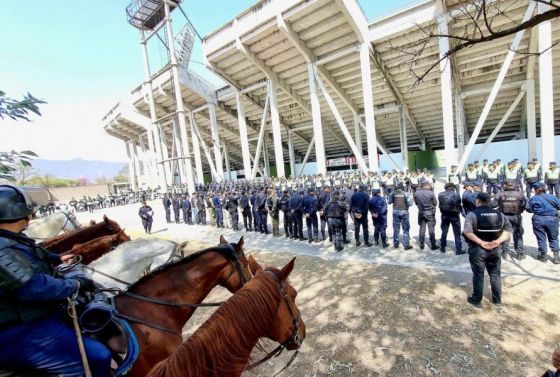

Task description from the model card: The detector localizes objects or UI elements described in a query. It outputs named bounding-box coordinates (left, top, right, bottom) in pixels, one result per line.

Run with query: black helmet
left=0, top=185, right=35, bottom=221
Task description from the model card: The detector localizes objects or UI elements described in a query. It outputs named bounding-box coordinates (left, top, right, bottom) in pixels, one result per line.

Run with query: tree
left=13, top=161, right=37, bottom=186
left=95, top=176, right=109, bottom=185
left=112, top=165, right=129, bottom=183
left=0, top=90, right=46, bottom=181
left=76, top=177, right=91, bottom=186
left=399, top=0, right=560, bottom=86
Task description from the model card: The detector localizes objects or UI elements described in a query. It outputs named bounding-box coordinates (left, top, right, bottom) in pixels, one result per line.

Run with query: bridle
left=246, top=270, right=302, bottom=375
left=91, top=243, right=250, bottom=337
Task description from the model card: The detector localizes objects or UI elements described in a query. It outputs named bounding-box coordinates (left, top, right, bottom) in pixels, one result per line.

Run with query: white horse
left=87, top=238, right=184, bottom=290
left=25, top=211, right=80, bottom=240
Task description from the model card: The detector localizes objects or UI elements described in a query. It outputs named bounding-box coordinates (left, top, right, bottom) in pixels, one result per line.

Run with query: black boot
left=538, top=252, right=547, bottom=262
left=554, top=252, right=560, bottom=265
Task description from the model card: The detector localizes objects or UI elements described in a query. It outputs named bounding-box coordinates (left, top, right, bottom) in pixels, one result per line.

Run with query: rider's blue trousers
left=0, top=313, right=111, bottom=377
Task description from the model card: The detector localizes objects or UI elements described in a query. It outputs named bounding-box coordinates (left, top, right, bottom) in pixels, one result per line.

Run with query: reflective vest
left=524, top=168, right=538, bottom=180
left=504, top=169, right=518, bottom=181
left=410, top=176, right=419, bottom=185
left=448, top=173, right=459, bottom=184
left=466, top=169, right=478, bottom=180
left=486, top=170, right=500, bottom=181
left=546, top=169, right=560, bottom=182
left=385, top=176, right=395, bottom=186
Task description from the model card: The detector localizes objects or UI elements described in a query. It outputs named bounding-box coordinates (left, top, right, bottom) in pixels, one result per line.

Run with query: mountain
left=31, top=158, right=126, bottom=181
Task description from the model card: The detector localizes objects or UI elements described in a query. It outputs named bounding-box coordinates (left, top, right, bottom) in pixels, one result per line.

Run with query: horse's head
left=103, top=215, right=122, bottom=234
left=115, top=229, right=131, bottom=243
left=249, top=256, right=306, bottom=351
left=218, top=235, right=251, bottom=292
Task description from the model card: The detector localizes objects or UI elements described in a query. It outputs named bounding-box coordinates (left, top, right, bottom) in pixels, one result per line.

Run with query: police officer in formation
left=303, top=188, right=319, bottom=243
left=350, top=185, right=371, bottom=247
left=324, top=191, right=347, bottom=251
left=388, top=183, right=413, bottom=250
left=171, top=193, right=181, bottom=224
left=463, top=192, right=512, bottom=308
left=162, top=192, right=171, bottom=223
left=494, top=183, right=526, bottom=259
left=527, top=182, right=560, bottom=264
left=280, top=190, right=292, bottom=237
left=438, top=183, right=463, bottom=254
left=369, top=188, right=388, bottom=247
left=240, top=191, right=252, bottom=231
left=414, top=182, right=438, bottom=251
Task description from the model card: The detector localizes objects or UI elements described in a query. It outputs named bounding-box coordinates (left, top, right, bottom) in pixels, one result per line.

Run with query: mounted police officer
left=351, top=185, right=371, bottom=247
left=494, top=183, right=526, bottom=260
left=240, top=191, right=253, bottom=231
left=0, top=185, right=111, bottom=376
left=527, top=182, right=560, bottom=264
left=438, top=183, right=463, bottom=254
left=162, top=192, right=171, bottom=223
left=279, top=190, right=292, bottom=238
left=325, top=191, right=347, bottom=252
left=414, top=181, right=438, bottom=251
left=369, top=188, right=388, bottom=247
left=388, top=182, right=413, bottom=250
left=463, top=192, right=512, bottom=308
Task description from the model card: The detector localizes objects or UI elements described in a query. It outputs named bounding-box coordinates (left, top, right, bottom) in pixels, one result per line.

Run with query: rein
left=246, top=270, right=302, bottom=375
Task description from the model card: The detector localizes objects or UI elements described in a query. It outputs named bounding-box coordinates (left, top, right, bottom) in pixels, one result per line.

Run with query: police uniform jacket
left=302, top=195, right=318, bottom=215
left=369, top=196, right=387, bottom=215
left=289, top=195, right=304, bottom=213
left=527, top=193, right=560, bottom=216
left=350, top=191, right=370, bottom=215
left=180, top=198, right=191, bottom=210
left=438, top=191, right=462, bottom=214
left=494, top=190, right=525, bottom=215
left=239, top=195, right=250, bottom=210
left=414, top=188, right=437, bottom=212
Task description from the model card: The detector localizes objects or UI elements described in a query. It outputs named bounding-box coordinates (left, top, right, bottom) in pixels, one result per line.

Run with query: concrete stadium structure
left=102, top=0, right=560, bottom=191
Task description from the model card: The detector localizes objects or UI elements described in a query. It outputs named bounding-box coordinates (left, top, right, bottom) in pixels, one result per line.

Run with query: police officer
left=325, top=191, right=346, bottom=252
left=212, top=192, right=222, bottom=228
left=162, top=193, right=171, bottom=223
left=191, top=193, right=199, bottom=224
left=462, top=183, right=477, bottom=217
left=138, top=200, right=154, bottom=234
left=250, top=190, right=260, bottom=232
left=0, top=185, right=111, bottom=376
left=351, top=185, right=371, bottom=247
left=524, top=161, right=541, bottom=198
left=181, top=194, right=192, bottom=225
left=256, top=187, right=269, bottom=234
left=545, top=162, right=560, bottom=197
left=463, top=192, right=512, bottom=308
left=197, top=193, right=206, bottom=225
left=267, top=189, right=280, bottom=236
left=172, top=193, right=181, bottom=223
left=240, top=191, right=253, bottom=231
left=503, top=162, right=521, bottom=192
left=369, top=188, right=388, bottom=247
left=303, top=188, right=319, bottom=243
left=388, top=182, right=413, bottom=250
left=227, top=191, right=240, bottom=231
left=290, top=189, right=305, bottom=240
left=279, top=190, right=292, bottom=238
left=414, top=181, right=438, bottom=251
left=465, top=164, right=481, bottom=186
left=527, top=182, right=560, bottom=264
left=438, top=183, right=463, bottom=254
left=447, top=165, right=461, bottom=194
left=318, top=186, right=331, bottom=241
left=494, top=183, right=526, bottom=259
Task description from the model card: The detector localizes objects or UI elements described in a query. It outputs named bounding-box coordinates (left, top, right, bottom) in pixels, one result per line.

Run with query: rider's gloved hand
left=73, top=276, right=96, bottom=296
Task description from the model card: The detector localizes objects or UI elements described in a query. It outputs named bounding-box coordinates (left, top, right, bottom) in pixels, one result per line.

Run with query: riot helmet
left=0, top=185, right=35, bottom=221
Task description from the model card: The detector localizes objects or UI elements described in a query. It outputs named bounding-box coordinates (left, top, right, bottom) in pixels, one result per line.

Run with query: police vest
left=0, top=239, right=59, bottom=326
left=525, top=168, right=538, bottom=181
left=546, top=169, right=560, bottom=182
left=439, top=192, right=459, bottom=213
left=410, top=176, right=419, bottom=185
left=473, top=207, right=503, bottom=242
left=326, top=201, right=344, bottom=218
left=280, top=195, right=290, bottom=211
left=499, top=191, right=522, bottom=215
left=466, top=170, right=478, bottom=180
left=392, top=192, right=408, bottom=210
left=448, top=173, right=459, bottom=184
left=505, top=170, right=518, bottom=180
left=486, top=170, right=500, bottom=181
left=386, top=177, right=395, bottom=186
left=371, top=180, right=380, bottom=189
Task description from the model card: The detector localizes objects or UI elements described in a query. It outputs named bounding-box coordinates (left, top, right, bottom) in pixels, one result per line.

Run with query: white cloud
left=0, top=100, right=128, bottom=162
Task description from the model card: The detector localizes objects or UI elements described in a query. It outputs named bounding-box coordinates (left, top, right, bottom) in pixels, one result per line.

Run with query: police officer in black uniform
left=494, top=182, right=526, bottom=259
left=325, top=191, right=347, bottom=252
left=240, top=191, right=253, bottom=231
left=290, top=189, right=305, bottom=240
left=350, top=185, right=371, bottom=247
left=181, top=193, right=192, bottom=225
left=438, top=183, right=464, bottom=254
left=162, top=193, right=172, bottom=223
left=172, top=193, right=181, bottom=224
left=463, top=192, right=512, bottom=308
left=317, top=186, right=331, bottom=241
left=414, top=181, right=438, bottom=251
left=228, top=191, right=240, bottom=231
left=279, top=190, right=292, bottom=238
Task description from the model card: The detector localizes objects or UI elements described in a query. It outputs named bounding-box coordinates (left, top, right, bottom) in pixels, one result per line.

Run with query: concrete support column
left=288, top=130, right=296, bottom=178
left=188, top=112, right=204, bottom=185
left=235, top=91, right=252, bottom=178
left=526, top=78, right=537, bottom=160
left=163, top=0, right=195, bottom=191
left=125, top=140, right=138, bottom=192
left=455, top=93, right=466, bottom=159
left=437, top=4, right=456, bottom=173
left=538, top=3, right=555, bottom=166
left=268, top=81, right=285, bottom=177
left=172, top=119, right=185, bottom=184
left=157, top=125, right=172, bottom=182
left=139, top=30, right=166, bottom=190
left=132, top=141, right=142, bottom=189
left=208, top=103, right=224, bottom=181
left=263, top=136, right=270, bottom=177
left=222, top=143, right=231, bottom=180
left=308, top=63, right=326, bottom=175
left=359, top=43, right=379, bottom=172
left=353, top=113, right=362, bottom=157
left=398, top=105, right=408, bottom=170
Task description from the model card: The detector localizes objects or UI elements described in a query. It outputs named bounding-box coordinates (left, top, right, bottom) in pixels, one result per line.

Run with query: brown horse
left=40, top=215, right=122, bottom=253
left=68, top=230, right=131, bottom=264
left=114, top=236, right=252, bottom=376
left=146, top=256, right=305, bottom=377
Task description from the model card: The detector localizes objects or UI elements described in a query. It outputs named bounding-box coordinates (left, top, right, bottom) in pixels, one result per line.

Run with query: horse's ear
left=219, top=235, right=227, bottom=245
left=248, top=255, right=262, bottom=275
left=278, top=257, right=296, bottom=280
left=235, top=236, right=244, bottom=252
left=103, top=215, right=109, bottom=224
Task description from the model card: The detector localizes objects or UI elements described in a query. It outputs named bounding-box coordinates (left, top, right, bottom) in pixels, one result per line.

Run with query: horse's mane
left=126, top=243, right=238, bottom=291
left=72, top=232, right=127, bottom=264
left=147, top=269, right=282, bottom=377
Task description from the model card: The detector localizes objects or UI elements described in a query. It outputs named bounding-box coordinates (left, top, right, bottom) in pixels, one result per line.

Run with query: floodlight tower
left=125, top=0, right=196, bottom=192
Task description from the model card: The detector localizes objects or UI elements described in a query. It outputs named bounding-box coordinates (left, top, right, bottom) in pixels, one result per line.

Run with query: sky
left=0, top=0, right=420, bottom=163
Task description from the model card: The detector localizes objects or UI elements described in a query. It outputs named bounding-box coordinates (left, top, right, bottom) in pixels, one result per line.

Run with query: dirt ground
left=175, top=241, right=560, bottom=377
